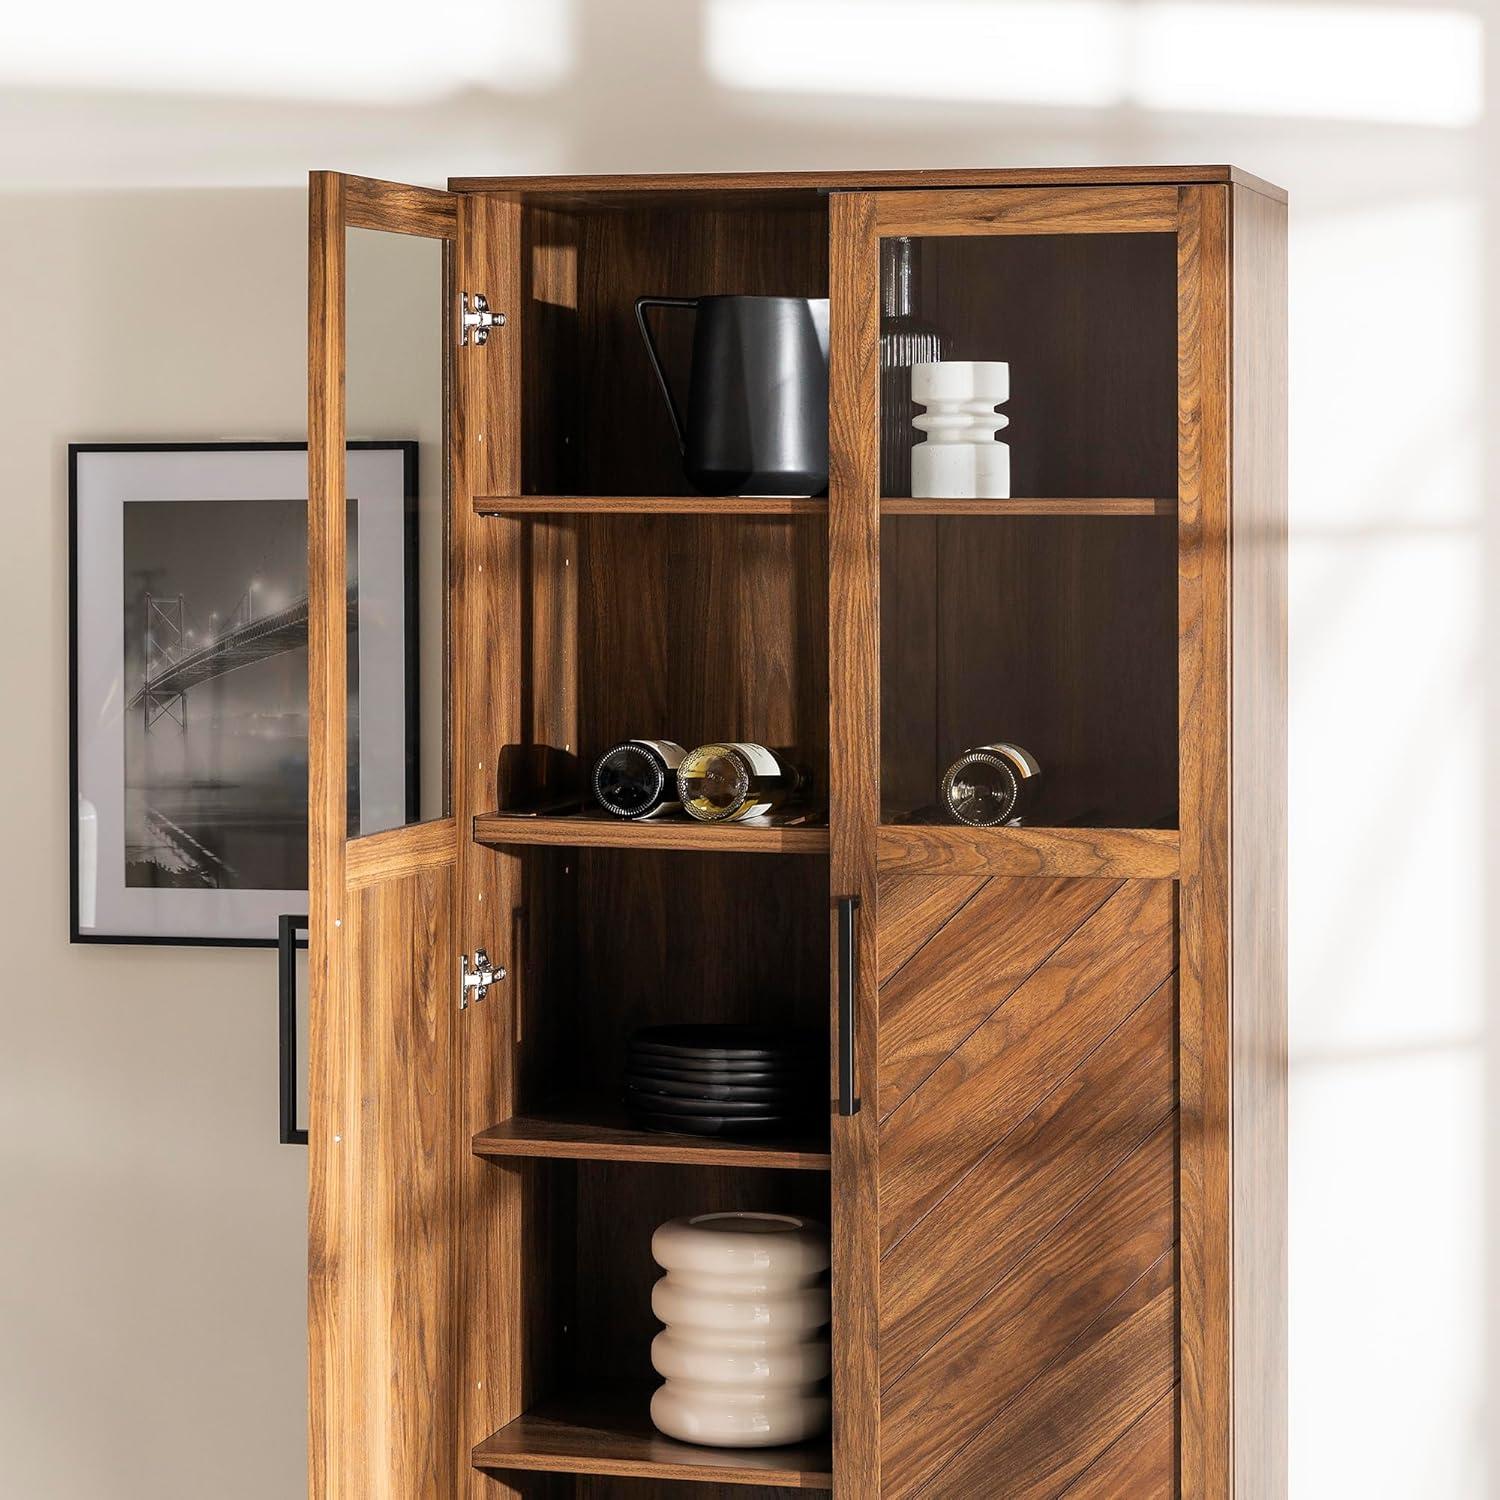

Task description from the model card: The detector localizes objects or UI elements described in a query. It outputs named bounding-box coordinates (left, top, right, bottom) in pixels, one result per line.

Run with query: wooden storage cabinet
left=307, top=167, right=1286, bottom=1498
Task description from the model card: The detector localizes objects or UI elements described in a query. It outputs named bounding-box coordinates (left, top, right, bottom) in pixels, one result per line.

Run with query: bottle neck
left=882, top=237, right=916, bottom=319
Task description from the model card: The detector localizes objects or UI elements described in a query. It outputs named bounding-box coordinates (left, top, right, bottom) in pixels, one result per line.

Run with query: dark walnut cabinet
left=306, top=166, right=1286, bottom=1499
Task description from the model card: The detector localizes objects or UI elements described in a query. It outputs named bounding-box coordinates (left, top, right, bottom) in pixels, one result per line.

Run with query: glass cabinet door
left=866, top=192, right=1183, bottom=832
left=826, top=185, right=1200, bottom=1500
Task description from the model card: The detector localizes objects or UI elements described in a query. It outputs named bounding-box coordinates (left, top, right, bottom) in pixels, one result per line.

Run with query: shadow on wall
left=1, top=2, right=1497, bottom=1498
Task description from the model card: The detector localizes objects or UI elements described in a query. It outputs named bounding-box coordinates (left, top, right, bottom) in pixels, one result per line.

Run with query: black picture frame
left=69, top=440, right=419, bottom=948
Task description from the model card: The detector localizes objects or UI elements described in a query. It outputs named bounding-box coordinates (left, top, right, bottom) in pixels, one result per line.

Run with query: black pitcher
left=635, top=294, right=830, bottom=496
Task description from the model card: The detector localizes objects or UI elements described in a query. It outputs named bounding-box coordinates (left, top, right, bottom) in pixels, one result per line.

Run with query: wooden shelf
left=472, top=1384, right=833, bottom=1489
left=475, top=494, right=827, bottom=516
left=474, top=1108, right=831, bottom=1172
left=473, top=810, right=830, bottom=855
left=877, top=823, right=1180, bottom=878
left=880, top=497, right=1174, bottom=517
left=476, top=495, right=1173, bottom=518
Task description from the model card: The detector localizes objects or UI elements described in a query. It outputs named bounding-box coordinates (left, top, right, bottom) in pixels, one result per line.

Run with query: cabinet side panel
left=453, top=193, right=565, bottom=1498
left=1176, top=183, right=1233, bottom=1500
left=1230, top=182, right=1289, bottom=1500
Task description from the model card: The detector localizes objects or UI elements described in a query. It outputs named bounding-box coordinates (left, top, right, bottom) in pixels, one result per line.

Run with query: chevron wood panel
left=877, top=875, right=1117, bottom=1119
left=875, top=876, right=1179, bottom=1499
left=1060, top=1386, right=1178, bottom=1498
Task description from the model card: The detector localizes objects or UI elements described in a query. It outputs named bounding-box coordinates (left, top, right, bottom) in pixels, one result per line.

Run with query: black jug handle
left=634, top=296, right=698, bottom=454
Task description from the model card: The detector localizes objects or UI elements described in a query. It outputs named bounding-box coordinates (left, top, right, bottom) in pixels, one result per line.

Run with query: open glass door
left=828, top=186, right=1211, bottom=1497
left=306, top=171, right=461, bottom=1499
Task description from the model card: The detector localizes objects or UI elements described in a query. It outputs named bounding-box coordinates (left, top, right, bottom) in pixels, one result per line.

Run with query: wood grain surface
left=450, top=189, right=536, bottom=1499
left=343, top=173, right=459, bottom=238
left=878, top=497, right=1174, bottom=516
left=826, top=188, right=884, bottom=1500
left=473, top=811, right=829, bottom=854
left=876, top=823, right=1180, bottom=878
left=473, top=1110, right=831, bottom=1171
left=876, top=185, right=1179, bottom=236
left=448, top=164, right=1287, bottom=204
left=472, top=1384, right=832, bottom=1488
left=344, top=817, right=457, bottom=889
left=309, top=171, right=469, bottom=1500
left=476, top=494, right=829, bottom=516
left=1176, top=183, right=1234, bottom=1500
left=306, top=166, right=349, bottom=1500
left=873, top=875, right=1179, bottom=1498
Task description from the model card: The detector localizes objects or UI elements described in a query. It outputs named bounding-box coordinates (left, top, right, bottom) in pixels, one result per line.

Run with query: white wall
left=1, top=2, right=1493, bottom=1496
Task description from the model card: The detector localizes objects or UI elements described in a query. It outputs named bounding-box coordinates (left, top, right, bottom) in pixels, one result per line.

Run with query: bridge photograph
left=121, top=495, right=350, bottom=893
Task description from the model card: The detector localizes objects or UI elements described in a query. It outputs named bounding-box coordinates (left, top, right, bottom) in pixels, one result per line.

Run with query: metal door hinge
left=460, top=947, right=505, bottom=1008
left=459, top=292, right=505, bottom=346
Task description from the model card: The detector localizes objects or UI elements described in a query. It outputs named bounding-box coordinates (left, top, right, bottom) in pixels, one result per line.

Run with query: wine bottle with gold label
left=592, top=740, right=687, bottom=819
left=676, top=743, right=806, bottom=823
left=940, top=743, right=1041, bottom=826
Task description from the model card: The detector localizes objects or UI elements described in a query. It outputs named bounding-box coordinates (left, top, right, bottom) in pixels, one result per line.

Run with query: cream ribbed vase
left=649, top=1211, right=830, bottom=1448
left=911, top=359, right=1011, bottom=498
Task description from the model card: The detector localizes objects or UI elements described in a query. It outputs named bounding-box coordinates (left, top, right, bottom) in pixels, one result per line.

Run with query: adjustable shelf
left=473, top=810, right=830, bottom=855
left=879, top=496, right=1174, bottom=517
left=475, top=494, right=827, bottom=516
left=474, top=494, right=1173, bottom=518
left=473, top=1384, right=834, bottom=1489
left=475, top=1108, right=831, bottom=1172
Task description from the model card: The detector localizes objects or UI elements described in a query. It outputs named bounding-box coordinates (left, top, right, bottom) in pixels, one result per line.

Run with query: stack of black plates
left=626, top=1024, right=824, bottom=1137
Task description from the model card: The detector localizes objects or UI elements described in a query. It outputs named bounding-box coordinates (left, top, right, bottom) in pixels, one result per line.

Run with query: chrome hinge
left=460, top=947, right=506, bottom=1008
left=459, top=291, right=505, bottom=346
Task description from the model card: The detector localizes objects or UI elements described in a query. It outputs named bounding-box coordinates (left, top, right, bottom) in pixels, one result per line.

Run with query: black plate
left=626, top=1060, right=820, bottom=1085
left=627, top=1073, right=810, bottom=1103
left=628, top=1049, right=820, bottom=1075
left=630, top=1024, right=823, bottom=1061
left=628, top=1109, right=794, bottom=1137
left=625, top=1088, right=812, bottom=1118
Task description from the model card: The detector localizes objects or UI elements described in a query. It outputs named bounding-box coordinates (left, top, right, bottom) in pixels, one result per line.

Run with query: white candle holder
left=649, top=1211, right=830, bottom=1448
left=910, top=360, right=1010, bottom=499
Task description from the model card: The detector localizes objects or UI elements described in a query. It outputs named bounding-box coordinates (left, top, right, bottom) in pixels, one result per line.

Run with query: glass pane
left=345, top=227, right=447, bottom=835
left=878, top=230, right=1179, bottom=831
left=879, top=233, right=1177, bottom=499
left=880, top=513, right=1178, bottom=830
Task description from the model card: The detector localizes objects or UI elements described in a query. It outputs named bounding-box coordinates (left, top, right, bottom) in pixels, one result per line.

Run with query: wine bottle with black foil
left=940, top=744, right=1042, bottom=827
left=676, top=743, right=807, bottom=823
left=592, top=740, right=687, bottom=819
left=880, top=236, right=946, bottom=497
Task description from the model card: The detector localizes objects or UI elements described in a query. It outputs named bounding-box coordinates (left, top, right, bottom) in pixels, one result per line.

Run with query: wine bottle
left=676, top=743, right=806, bottom=823
left=592, top=740, right=688, bottom=819
left=940, top=744, right=1041, bottom=827
left=880, top=236, right=946, bottom=497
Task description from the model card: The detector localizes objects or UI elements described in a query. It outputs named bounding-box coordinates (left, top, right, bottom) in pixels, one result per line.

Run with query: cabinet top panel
left=446, top=164, right=1286, bottom=204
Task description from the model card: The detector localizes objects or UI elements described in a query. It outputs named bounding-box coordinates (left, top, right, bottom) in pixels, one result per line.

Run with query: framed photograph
left=70, top=441, right=417, bottom=946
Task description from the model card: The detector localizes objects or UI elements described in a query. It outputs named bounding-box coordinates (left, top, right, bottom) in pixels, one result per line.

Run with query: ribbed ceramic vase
left=649, top=1211, right=831, bottom=1448
left=911, top=359, right=1011, bottom=498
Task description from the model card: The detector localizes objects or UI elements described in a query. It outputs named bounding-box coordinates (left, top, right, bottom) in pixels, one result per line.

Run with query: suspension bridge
left=128, top=584, right=356, bottom=730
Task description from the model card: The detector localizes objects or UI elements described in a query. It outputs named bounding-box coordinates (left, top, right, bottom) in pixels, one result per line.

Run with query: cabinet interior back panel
left=520, top=196, right=828, bottom=496
left=880, top=514, right=1179, bottom=828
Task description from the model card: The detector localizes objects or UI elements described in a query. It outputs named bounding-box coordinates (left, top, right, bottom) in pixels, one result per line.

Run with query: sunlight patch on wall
left=1286, top=189, right=1484, bottom=1498
left=0, top=0, right=575, bottom=99
left=706, top=0, right=1483, bottom=127
left=1135, top=3, right=1481, bottom=127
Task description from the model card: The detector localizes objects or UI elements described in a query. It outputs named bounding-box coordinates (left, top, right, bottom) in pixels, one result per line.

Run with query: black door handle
left=837, top=895, right=861, bottom=1116
left=278, top=914, right=309, bottom=1145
